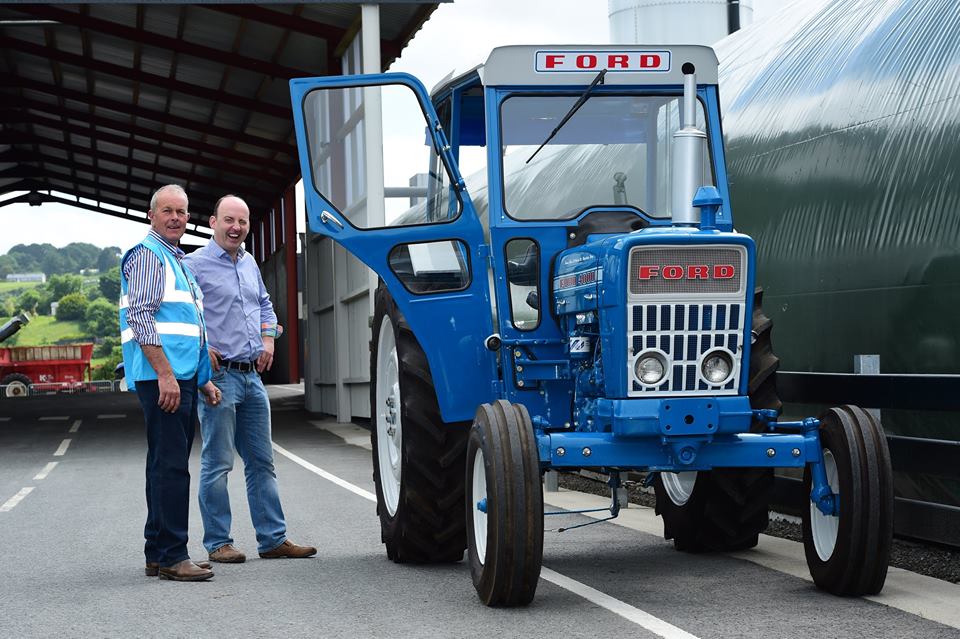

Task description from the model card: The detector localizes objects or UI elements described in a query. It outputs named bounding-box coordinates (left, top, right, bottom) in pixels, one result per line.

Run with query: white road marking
left=33, top=462, right=58, bottom=480
left=544, top=488, right=960, bottom=630
left=39, top=416, right=69, bottom=421
left=69, top=419, right=81, bottom=433
left=0, top=417, right=10, bottom=422
left=272, top=442, right=376, bottom=502
left=97, top=414, right=126, bottom=419
left=272, top=440, right=700, bottom=637
left=0, top=487, right=35, bottom=512
left=540, top=567, right=699, bottom=639
left=53, top=439, right=71, bottom=456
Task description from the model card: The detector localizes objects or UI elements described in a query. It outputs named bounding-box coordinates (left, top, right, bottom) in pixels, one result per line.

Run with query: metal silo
left=609, top=0, right=754, bottom=44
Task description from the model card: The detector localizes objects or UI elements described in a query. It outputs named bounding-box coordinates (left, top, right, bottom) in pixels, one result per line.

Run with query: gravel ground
left=557, top=472, right=960, bottom=584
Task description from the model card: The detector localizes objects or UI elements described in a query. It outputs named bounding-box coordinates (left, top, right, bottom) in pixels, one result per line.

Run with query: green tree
left=98, top=267, right=121, bottom=302
left=8, top=243, right=45, bottom=272
left=35, top=288, right=55, bottom=316
left=94, top=335, right=120, bottom=358
left=92, top=345, right=123, bottom=381
left=0, top=254, right=21, bottom=278
left=46, top=274, right=84, bottom=300
left=56, top=292, right=88, bottom=321
left=6, top=242, right=111, bottom=275
left=16, top=288, right=40, bottom=314
left=84, top=298, right=118, bottom=336
left=61, top=243, right=100, bottom=271
left=97, top=247, right=121, bottom=272
left=41, top=249, right=69, bottom=276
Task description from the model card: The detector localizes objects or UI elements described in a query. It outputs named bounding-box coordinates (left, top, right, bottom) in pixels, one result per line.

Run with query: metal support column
left=283, top=185, right=301, bottom=382
left=362, top=2, right=384, bottom=325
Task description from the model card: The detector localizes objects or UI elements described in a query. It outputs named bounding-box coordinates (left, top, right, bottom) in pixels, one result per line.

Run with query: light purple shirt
left=183, top=241, right=278, bottom=362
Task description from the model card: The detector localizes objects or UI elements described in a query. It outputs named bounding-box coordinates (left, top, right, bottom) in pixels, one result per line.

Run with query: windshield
left=500, top=93, right=713, bottom=220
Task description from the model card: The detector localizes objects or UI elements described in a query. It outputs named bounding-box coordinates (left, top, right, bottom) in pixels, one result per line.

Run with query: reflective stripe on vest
left=119, top=236, right=206, bottom=386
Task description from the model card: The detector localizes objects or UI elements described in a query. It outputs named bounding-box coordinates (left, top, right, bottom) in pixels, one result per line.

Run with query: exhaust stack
left=671, top=63, right=708, bottom=225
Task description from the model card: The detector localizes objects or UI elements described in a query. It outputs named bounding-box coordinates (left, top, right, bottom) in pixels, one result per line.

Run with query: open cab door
left=289, top=73, right=495, bottom=422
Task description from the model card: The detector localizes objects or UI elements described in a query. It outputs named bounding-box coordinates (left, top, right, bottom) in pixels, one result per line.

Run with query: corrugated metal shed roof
left=0, top=1, right=442, bottom=236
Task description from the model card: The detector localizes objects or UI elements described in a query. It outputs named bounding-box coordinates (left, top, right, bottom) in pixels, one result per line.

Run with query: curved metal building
left=717, top=0, right=960, bottom=506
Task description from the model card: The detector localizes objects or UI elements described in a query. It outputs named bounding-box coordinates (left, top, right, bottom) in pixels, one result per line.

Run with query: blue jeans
left=198, top=369, right=287, bottom=554
left=137, top=377, right=198, bottom=568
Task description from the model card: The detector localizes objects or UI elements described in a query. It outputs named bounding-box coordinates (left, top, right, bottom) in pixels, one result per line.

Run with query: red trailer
left=0, top=343, right=94, bottom=397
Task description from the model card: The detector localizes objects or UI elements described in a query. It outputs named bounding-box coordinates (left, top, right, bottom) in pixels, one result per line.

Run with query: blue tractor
left=289, top=45, right=893, bottom=606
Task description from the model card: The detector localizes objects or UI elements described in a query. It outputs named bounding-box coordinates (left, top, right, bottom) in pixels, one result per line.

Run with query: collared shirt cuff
left=135, top=332, right=163, bottom=347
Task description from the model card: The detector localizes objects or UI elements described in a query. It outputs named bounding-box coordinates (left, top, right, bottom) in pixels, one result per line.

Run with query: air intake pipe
left=671, top=63, right=708, bottom=225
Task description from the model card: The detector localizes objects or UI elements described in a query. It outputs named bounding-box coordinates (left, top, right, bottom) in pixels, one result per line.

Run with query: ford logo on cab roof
left=535, top=50, right=671, bottom=73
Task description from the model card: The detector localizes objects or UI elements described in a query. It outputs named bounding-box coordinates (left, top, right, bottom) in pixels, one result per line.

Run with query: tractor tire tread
left=370, top=284, right=468, bottom=565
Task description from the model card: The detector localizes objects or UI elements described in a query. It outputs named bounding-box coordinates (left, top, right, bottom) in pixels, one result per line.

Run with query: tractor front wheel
left=466, top=400, right=543, bottom=607
left=802, top=405, right=893, bottom=595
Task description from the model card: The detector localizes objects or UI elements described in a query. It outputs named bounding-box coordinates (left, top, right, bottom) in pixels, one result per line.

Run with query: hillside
left=0, top=315, right=90, bottom=346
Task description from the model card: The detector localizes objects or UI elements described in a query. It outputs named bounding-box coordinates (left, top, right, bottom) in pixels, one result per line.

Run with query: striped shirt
left=122, top=230, right=188, bottom=347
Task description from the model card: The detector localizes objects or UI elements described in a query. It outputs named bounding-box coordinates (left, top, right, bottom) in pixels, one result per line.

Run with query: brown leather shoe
left=259, top=539, right=317, bottom=559
left=209, top=544, right=246, bottom=563
left=146, top=560, right=210, bottom=576
left=158, top=559, right=214, bottom=581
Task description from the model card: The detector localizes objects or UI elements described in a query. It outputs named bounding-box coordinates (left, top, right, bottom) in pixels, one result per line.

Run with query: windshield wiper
left=525, top=69, right=607, bottom=164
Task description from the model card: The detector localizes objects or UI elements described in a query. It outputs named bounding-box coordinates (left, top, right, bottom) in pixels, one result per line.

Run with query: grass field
left=0, top=280, right=42, bottom=294
left=0, top=315, right=90, bottom=346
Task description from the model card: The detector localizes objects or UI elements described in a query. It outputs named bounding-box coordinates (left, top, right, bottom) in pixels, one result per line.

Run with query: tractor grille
left=627, top=302, right=745, bottom=396
left=626, top=245, right=748, bottom=397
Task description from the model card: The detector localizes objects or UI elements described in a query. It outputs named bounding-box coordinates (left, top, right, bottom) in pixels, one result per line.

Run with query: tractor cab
left=427, top=47, right=749, bottom=432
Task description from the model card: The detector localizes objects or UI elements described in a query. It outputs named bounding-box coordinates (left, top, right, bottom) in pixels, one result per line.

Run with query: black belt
left=221, top=359, right=256, bottom=373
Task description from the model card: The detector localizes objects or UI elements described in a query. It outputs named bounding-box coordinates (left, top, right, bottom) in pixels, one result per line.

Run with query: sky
left=0, top=0, right=784, bottom=255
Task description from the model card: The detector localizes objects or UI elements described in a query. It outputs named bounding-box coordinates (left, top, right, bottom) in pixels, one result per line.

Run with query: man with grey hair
left=119, top=184, right=221, bottom=581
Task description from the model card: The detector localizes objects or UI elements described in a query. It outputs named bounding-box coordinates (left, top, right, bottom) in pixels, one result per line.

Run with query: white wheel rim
left=471, top=448, right=488, bottom=564
left=5, top=381, right=27, bottom=397
left=810, top=449, right=840, bottom=561
left=375, top=316, right=402, bottom=517
left=661, top=471, right=698, bottom=506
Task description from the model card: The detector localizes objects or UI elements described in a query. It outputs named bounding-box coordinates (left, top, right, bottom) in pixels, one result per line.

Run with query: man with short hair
left=120, top=184, right=220, bottom=581
left=184, top=194, right=316, bottom=564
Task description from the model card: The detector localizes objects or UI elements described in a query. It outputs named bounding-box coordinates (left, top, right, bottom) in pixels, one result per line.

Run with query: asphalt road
left=0, top=388, right=958, bottom=639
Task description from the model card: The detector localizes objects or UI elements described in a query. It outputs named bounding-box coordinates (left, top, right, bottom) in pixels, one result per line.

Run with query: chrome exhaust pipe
left=671, top=63, right=708, bottom=225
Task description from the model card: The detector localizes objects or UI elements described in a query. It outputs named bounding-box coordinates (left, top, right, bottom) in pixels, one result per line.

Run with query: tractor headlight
left=701, top=350, right=734, bottom=384
left=634, top=351, right=668, bottom=386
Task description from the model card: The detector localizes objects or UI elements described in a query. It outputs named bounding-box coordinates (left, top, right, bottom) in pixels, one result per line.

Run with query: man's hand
left=200, top=381, right=222, bottom=406
left=157, top=371, right=181, bottom=413
left=208, top=345, right=223, bottom=372
left=257, top=336, right=275, bottom=373
left=141, top=345, right=180, bottom=413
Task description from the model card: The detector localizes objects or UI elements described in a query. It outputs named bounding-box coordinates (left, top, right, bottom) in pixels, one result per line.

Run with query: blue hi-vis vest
left=119, top=234, right=211, bottom=390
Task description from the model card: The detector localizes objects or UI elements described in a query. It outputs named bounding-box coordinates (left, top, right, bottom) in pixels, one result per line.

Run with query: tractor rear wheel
left=369, top=284, right=469, bottom=563
left=466, top=400, right=543, bottom=607
left=2, top=373, right=32, bottom=398
left=802, top=405, right=893, bottom=595
left=654, top=288, right=778, bottom=551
